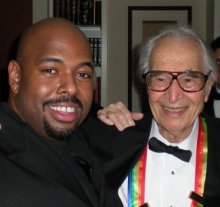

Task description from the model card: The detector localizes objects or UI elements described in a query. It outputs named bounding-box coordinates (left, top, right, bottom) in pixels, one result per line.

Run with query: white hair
left=137, top=25, right=216, bottom=80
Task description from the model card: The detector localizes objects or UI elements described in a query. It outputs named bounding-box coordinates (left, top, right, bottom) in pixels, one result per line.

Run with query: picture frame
left=128, top=6, right=192, bottom=111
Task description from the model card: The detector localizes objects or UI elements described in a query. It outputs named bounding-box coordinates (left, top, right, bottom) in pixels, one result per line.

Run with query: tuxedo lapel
left=67, top=133, right=105, bottom=206
left=101, top=115, right=151, bottom=188
left=5, top=133, right=100, bottom=207
left=203, top=87, right=216, bottom=116
left=2, top=124, right=78, bottom=191
left=202, top=116, right=220, bottom=206
left=71, top=148, right=104, bottom=198
left=80, top=114, right=152, bottom=190
left=0, top=107, right=101, bottom=207
left=51, top=137, right=102, bottom=207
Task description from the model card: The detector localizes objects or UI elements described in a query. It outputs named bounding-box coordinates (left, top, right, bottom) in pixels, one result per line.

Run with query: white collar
left=149, top=118, right=199, bottom=165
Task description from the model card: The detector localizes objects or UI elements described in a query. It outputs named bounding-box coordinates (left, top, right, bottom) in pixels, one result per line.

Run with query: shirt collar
left=149, top=118, right=199, bottom=165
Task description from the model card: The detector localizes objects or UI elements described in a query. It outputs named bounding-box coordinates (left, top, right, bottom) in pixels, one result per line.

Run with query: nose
left=165, top=79, right=183, bottom=103
left=56, top=74, right=77, bottom=96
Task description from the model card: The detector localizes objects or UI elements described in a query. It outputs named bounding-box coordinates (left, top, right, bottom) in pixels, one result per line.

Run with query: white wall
left=214, top=0, right=220, bottom=38
left=106, top=0, right=214, bottom=111
left=32, top=0, right=215, bottom=110
left=32, top=0, right=49, bottom=23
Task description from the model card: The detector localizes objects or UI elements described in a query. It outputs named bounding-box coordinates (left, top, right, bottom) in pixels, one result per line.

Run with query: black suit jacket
left=203, top=87, right=216, bottom=117
left=0, top=102, right=122, bottom=207
left=82, top=113, right=220, bottom=207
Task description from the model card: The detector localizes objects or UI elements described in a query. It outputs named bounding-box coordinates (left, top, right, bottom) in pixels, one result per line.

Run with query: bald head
left=8, top=17, right=95, bottom=140
left=16, top=17, right=91, bottom=63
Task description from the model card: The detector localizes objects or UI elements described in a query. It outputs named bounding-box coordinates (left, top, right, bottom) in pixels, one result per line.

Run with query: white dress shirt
left=118, top=118, right=199, bottom=207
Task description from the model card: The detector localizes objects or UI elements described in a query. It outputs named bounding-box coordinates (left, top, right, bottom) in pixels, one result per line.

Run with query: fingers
left=97, top=101, right=138, bottom=131
left=97, top=110, right=114, bottom=125
left=132, top=112, right=144, bottom=121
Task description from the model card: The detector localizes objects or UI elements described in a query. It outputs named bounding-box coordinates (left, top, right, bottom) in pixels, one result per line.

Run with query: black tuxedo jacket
left=82, top=113, right=220, bottom=207
left=203, top=87, right=216, bottom=117
left=0, top=102, right=122, bottom=207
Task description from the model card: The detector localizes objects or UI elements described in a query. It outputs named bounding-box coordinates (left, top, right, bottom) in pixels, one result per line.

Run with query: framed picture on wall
left=128, top=6, right=192, bottom=111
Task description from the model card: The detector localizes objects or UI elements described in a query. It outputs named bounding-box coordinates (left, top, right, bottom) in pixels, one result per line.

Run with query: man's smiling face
left=8, top=19, right=95, bottom=140
left=148, top=37, right=210, bottom=142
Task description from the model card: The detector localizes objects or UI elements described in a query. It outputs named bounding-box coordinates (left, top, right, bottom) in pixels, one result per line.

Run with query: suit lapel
left=51, top=137, right=101, bottom=206
left=7, top=136, right=100, bottom=207
left=0, top=105, right=101, bottom=207
left=101, top=115, right=151, bottom=188
left=202, top=116, right=220, bottom=206
left=2, top=124, right=78, bottom=191
left=66, top=134, right=104, bottom=207
left=203, top=87, right=216, bottom=116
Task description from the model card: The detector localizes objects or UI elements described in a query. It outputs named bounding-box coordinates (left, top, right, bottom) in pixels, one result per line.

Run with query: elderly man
left=83, top=26, right=220, bottom=207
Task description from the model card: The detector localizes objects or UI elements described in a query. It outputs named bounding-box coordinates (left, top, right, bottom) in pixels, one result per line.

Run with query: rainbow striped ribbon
left=128, top=117, right=208, bottom=207
left=128, top=147, right=147, bottom=207
left=191, top=117, right=207, bottom=207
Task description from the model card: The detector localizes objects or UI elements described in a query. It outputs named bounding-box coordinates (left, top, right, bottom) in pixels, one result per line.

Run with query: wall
left=33, top=0, right=52, bottom=23
left=0, top=0, right=32, bottom=100
left=31, top=0, right=216, bottom=110
left=106, top=0, right=215, bottom=111
left=214, top=0, right=220, bottom=38
left=0, top=1, right=32, bottom=70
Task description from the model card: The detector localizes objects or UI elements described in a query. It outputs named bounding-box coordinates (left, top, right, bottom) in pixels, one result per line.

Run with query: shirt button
left=171, top=171, right=175, bottom=175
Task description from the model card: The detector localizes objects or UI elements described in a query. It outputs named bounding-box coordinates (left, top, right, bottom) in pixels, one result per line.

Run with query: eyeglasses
left=143, top=70, right=210, bottom=92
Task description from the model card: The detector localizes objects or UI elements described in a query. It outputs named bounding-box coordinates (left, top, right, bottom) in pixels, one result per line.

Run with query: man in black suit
left=91, top=26, right=220, bottom=207
left=203, top=36, right=220, bottom=117
left=0, top=17, right=125, bottom=207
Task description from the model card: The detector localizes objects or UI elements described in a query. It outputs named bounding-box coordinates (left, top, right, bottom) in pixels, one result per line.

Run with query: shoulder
left=202, top=115, right=220, bottom=150
left=80, top=117, right=119, bottom=141
left=80, top=115, right=151, bottom=158
left=0, top=153, right=90, bottom=207
left=79, top=117, right=119, bottom=161
left=203, top=114, right=220, bottom=131
left=80, top=113, right=152, bottom=145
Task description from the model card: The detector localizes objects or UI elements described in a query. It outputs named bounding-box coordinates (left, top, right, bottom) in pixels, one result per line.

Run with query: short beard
left=42, top=95, right=83, bottom=140
left=43, top=117, right=79, bottom=141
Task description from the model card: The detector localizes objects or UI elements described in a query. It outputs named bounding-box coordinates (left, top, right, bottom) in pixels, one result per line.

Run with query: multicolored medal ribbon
left=128, top=147, right=147, bottom=207
left=191, top=117, right=207, bottom=207
left=128, top=117, right=208, bottom=207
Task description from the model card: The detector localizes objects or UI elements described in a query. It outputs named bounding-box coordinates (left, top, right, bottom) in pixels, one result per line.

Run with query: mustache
left=43, top=96, right=83, bottom=109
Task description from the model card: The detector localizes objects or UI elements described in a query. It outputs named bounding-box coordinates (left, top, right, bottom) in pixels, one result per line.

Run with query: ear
left=8, top=60, right=21, bottom=94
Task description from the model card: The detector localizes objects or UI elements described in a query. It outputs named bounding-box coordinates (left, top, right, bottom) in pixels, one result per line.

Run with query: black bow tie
left=148, top=137, right=192, bottom=162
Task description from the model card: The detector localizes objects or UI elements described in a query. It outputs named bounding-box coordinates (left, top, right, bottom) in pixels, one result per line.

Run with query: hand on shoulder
left=97, top=101, right=144, bottom=131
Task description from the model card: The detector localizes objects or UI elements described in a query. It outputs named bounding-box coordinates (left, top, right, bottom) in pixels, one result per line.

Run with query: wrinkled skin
left=147, top=37, right=212, bottom=142
left=98, top=37, right=213, bottom=143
